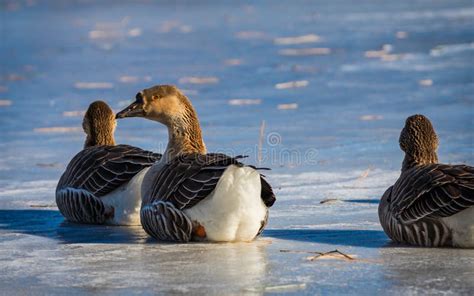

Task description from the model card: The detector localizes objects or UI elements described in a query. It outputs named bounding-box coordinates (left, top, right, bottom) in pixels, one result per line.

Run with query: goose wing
left=57, top=144, right=161, bottom=197
left=392, top=164, right=474, bottom=223
left=147, top=153, right=275, bottom=210
left=260, top=176, right=276, bottom=207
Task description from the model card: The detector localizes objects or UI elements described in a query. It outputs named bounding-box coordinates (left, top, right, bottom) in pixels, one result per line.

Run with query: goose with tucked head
left=56, top=100, right=161, bottom=225
left=82, top=100, right=116, bottom=148
left=116, top=85, right=276, bottom=242
left=379, top=114, right=474, bottom=248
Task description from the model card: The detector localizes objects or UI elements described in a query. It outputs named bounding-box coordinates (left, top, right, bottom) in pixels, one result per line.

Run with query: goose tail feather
left=56, top=187, right=113, bottom=224
left=140, top=201, right=193, bottom=242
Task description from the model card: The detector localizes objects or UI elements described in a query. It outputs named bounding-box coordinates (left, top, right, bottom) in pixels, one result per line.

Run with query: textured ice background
left=0, top=0, right=473, bottom=295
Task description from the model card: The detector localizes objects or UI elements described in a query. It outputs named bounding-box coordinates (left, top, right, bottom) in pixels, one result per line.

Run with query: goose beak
left=116, top=101, right=144, bottom=119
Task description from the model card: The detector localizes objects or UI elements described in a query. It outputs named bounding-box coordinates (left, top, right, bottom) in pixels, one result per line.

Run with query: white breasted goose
left=379, top=114, right=474, bottom=248
left=56, top=101, right=161, bottom=225
left=116, top=85, right=276, bottom=242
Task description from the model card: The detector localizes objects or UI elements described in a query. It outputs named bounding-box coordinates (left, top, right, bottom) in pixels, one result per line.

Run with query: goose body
left=379, top=115, right=474, bottom=248
left=379, top=164, right=474, bottom=247
left=183, top=165, right=266, bottom=241
left=96, top=166, right=150, bottom=225
left=116, top=85, right=276, bottom=242
left=442, top=207, right=474, bottom=247
left=139, top=153, right=274, bottom=242
left=57, top=146, right=159, bottom=225
left=56, top=101, right=161, bottom=225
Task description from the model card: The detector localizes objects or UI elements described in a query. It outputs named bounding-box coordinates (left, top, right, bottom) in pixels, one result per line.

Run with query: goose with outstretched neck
left=379, top=114, right=474, bottom=248
left=56, top=101, right=161, bottom=225
left=116, top=85, right=276, bottom=242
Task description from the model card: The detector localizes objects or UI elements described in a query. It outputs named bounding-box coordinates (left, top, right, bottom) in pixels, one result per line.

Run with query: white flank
left=442, top=207, right=474, bottom=248
left=101, top=167, right=150, bottom=226
left=184, top=165, right=267, bottom=242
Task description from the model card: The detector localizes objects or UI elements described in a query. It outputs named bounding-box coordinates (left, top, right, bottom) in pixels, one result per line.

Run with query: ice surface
left=0, top=0, right=473, bottom=294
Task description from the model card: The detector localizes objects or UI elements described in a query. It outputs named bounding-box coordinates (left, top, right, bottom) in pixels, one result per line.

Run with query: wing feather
left=57, top=144, right=161, bottom=197
left=393, top=164, right=474, bottom=223
left=145, top=153, right=276, bottom=210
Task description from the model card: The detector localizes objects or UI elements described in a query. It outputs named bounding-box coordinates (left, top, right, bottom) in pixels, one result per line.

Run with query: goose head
left=399, top=114, right=439, bottom=170
left=116, top=85, right=192, bottom=125
left=83, top=100, right=116, bottom=148
left=116, top=85, right=206, bottom=158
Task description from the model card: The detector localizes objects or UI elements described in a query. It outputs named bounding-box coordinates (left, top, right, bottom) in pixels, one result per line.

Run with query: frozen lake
left=1, top=0, right=473, bottom=294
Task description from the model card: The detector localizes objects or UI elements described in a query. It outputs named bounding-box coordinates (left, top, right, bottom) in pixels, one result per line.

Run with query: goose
left=56, top=100, right=161, bottom=225
left=379, top=114, right=474, bottom=248
left=116, top=85, right=276, bottom=242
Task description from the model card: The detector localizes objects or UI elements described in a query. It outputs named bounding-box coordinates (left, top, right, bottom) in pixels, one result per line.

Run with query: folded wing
left=146, top=153, right=275, bottom=209
left=393, top=164, right=474, bottom=223
left=57, top=144, right=162, bottom=197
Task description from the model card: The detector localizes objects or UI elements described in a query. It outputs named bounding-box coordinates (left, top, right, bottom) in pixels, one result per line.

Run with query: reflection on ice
left=379, top=247, right=474, bottom=294
left=265, top=229, right=388, bottom=248
left=0, top=209, right=268, bottom=293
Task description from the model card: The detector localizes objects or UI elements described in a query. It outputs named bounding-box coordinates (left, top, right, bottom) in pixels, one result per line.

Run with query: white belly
left=101, top=167, right=150, bottom=226
left=184, top=165, right=267, bottom=242
left=442, top=207, right=474, bottom=248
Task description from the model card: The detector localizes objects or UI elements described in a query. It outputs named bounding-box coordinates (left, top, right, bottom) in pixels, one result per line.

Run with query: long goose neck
left=401, top=151, right=438, bottom=171
left=163, top=100, right=206, bottom=161
left=84, top=129, right=115, bottom=148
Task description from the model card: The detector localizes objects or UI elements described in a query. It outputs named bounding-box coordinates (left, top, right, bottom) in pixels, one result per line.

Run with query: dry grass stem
left=280, top=249, right=356, bottom=261
left=258, top=120, right=266, bottom=164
